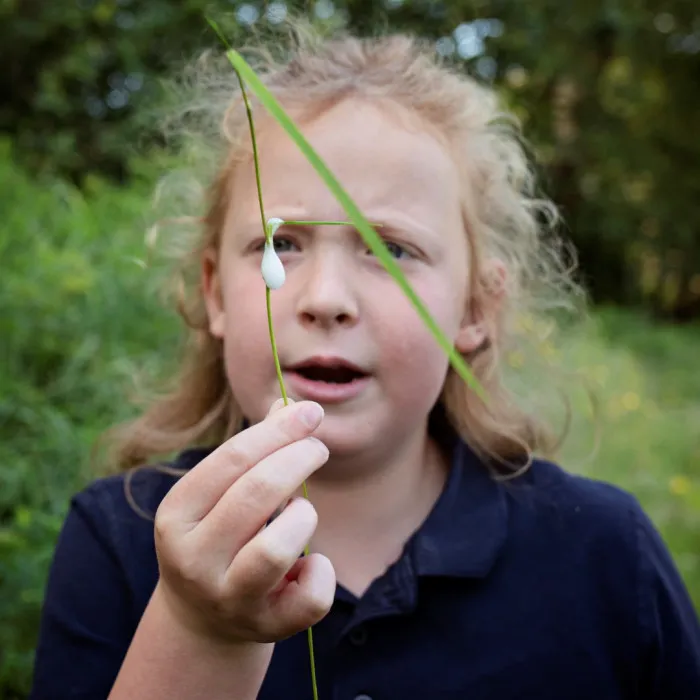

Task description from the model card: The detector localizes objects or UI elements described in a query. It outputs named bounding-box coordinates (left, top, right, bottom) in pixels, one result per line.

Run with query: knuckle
left=220, top=441, right=252, bottom=470
left=153, top=507, right=176, bottom=546
left=244, top=473, right=276, bottom=504
left=201, top=577, right=232, bottom=609
left=174, top=546, right=205, bottom=587
left=257, top=541, right=290, bottom=574
left=171, top=555, right=226, bottom=605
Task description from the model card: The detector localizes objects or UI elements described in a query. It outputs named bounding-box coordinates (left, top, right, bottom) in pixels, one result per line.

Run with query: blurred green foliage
left=0, top=141, right=181, bottom=697
left=1, top=142, right=699, bottom=697
left=2, top=0, right=700, bottom=315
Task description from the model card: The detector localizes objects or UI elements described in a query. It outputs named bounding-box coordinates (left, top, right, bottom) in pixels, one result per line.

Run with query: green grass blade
left=284, top=220, right=377, bottom=227
left=223, top=48, right=485, bottom=400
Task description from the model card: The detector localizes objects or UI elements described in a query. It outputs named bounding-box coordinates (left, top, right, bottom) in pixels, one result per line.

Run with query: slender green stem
left=306, top=626, right=319, bottom=699
left=235, top=73, right=267, bottom=242
left=208, top=19, right=320, bottom=700
left=266, top=287, right=288, bottom=406
left=266, top=285, right=317, bottom=698
left=284, top=220, right=382, bottom=227
left=206, top=19, right=268, bottom=239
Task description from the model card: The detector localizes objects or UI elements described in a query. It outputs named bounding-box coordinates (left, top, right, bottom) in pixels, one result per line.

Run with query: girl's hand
left=153, top=399, right=335, bottom=647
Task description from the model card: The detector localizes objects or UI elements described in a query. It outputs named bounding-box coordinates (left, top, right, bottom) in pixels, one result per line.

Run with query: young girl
left=30, top=28, right=700, bottom=700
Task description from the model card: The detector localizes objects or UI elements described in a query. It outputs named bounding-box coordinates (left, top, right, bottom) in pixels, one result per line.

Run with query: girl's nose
left=295, top=253, right=359, bottom=330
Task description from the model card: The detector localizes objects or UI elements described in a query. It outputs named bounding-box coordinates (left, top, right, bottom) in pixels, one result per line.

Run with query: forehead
left=228, top=96, right=463, bottom=234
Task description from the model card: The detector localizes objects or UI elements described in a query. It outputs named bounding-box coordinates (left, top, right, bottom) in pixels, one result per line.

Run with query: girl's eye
left=367, top=241, right=411, bottom=260
left=271, top=237, right=298, bottom=254
left=386, top=242, right=409, bottom=259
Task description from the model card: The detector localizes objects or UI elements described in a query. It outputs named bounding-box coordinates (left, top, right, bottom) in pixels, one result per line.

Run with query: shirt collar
left=410, top=438, right=509, bottom=579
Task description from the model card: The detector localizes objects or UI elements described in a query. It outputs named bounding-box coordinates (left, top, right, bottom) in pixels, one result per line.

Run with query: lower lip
left=285, top=371, right=371, bottom=404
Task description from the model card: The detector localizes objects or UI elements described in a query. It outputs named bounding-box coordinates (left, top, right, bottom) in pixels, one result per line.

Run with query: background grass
left=558, top=308, right=700, bottom=591
left=1, top=141, right=699, bottom=697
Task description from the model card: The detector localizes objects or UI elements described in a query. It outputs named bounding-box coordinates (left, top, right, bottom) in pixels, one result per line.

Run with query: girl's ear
left=455, top=258, right=507, bottom=354
left=202, top=248, right=226, bottom=339
left=455, top=320, right=488, bottom=354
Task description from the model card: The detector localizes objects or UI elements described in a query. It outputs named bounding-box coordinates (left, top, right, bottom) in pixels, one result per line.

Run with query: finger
left=265, top=553, right=335, bottom=638
left=225, top=497, right=318, bottom=597
left=267, top=397, right=295, bottom=417
left=161, top=400, right=324, bottom=525
left=193, top=437, right=328, bottom=563
left=275, top=554, right=305, bottom=591
left=268, top=497, right=293, bottom=527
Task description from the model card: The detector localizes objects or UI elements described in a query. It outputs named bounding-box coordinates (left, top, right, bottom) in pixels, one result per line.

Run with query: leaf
left=222, top=47, right=486, bottom=400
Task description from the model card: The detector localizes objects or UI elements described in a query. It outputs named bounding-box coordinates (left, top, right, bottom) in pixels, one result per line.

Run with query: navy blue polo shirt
left=31, top=439, right=700, bottom=699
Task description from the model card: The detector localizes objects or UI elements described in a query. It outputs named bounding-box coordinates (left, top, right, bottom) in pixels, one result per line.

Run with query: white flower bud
left=261, top=241, right=286, bottom=289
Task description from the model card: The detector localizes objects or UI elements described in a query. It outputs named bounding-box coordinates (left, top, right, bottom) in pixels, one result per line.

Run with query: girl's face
left=203, top=97, right=487, bottom=466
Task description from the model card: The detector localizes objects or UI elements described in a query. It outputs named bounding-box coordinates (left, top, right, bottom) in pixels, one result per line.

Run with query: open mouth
left=292, top=364, right=367, bottom=384
left=285, top=357, right=370, bottom=402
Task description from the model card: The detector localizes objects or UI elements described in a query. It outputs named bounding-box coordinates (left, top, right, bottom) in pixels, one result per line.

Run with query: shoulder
left=66, top=448, right=214, bottom=594
left=30, top=448, right=213, bottom=698
left=500, top=458, right=658, bottom=595
left=509, top=460, right=700, bottom=694
left=74, top=447, right=214, bottom=524
left=506, top=457, right=645, bottom=535
left=502, top=458, right=699, bottom=626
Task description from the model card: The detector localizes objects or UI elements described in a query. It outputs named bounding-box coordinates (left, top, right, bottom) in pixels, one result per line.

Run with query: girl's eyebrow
left=238, top=218, right=314, bottom=237
left=354, top=214, right=440, bottom=244
left=238, top=211, right=438, bottom=241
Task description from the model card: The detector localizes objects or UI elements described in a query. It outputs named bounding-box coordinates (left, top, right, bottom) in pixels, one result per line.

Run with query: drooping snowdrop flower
left=261, top=217, right=286, bottom=290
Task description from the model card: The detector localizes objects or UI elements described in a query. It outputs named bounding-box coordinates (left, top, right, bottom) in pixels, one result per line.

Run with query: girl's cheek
left=384, top=277, right=458, bottom=329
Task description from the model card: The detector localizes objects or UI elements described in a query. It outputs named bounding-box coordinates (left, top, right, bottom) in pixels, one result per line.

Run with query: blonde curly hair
left=101, top=23, right=584, bottom=478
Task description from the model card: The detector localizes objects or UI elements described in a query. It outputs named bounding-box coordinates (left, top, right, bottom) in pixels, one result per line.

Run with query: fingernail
left=298, top=401, right=323, bottom=428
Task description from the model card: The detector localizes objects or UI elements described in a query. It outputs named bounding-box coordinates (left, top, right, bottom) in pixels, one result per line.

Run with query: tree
left=2, top=0, right=699, bottom=315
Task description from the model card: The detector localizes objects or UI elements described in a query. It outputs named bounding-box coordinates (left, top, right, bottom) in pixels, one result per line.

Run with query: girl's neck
left=305, top=427, right=451, bottom=598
